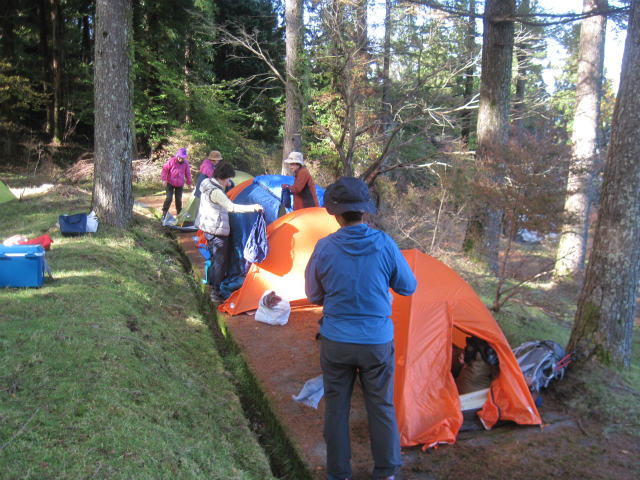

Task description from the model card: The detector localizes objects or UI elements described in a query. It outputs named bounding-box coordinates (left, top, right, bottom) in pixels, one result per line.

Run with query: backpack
left=513, top=340, right=567, bottom=392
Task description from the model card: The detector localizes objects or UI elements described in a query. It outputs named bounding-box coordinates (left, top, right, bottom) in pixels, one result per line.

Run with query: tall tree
left=283, top=0, right=304, bottom=171
left=555, top=0, right=608, bottom=276
left=381, top=0, right=393, bottom=136
left=513, top=0, right=530, bottom=126
left=38, top=0, right=53, bottom=137
left=567, top=0, right=640, bottom=369
left=93, top=0, right=134, bottom=228
left=463, top=0, right=515, bottom=272
left=50, top=0, right=65, bottom=144
left=460, top=0, right=477, bottom=146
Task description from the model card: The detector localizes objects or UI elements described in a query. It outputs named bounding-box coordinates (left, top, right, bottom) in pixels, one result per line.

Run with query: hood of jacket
left=329, top=223, right=382, bottom=256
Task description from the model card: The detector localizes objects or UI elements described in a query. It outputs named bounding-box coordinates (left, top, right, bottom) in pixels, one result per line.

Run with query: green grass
left=0, top=185, right=275, bottom=479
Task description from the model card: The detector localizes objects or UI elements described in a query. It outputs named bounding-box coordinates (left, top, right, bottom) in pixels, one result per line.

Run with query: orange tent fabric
left=226, top=178, right=253, bottom=201
left=219, top=207, right=340, bottom=315
left=392, top=249, right=541, bottom=448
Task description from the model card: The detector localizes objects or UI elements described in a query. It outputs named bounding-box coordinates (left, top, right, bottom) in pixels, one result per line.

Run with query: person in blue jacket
left=304, top=177, right=417, bottom=480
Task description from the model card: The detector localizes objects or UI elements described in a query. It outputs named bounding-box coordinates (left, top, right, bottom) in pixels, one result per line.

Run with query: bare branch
left=403, top=0, right=629, bottom=27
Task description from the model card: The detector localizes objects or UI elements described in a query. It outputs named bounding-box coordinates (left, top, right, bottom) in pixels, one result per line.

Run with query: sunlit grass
left=0, top=183, right=275, bottom=479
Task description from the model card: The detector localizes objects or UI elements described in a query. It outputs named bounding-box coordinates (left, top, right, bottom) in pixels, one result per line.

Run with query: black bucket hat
left=323, top=177, right=376, bottom=215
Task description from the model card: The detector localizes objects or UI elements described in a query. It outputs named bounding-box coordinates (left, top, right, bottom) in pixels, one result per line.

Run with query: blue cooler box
left=0, top=245, right=46, bottom=288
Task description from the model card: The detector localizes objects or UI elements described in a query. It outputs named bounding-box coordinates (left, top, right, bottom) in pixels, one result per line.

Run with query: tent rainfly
left=391, top=249, right=541, bottom=448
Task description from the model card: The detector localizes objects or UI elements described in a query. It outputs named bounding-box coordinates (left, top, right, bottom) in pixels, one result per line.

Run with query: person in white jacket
left=197, top=161, right=262, bottom=302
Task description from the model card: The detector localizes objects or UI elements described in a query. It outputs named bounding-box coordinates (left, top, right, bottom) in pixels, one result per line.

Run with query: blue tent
left=219, top=175, right=324, bottom=298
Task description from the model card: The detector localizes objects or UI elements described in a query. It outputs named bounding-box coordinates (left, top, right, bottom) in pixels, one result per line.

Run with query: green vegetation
left=0, top=183, right=276, bottom=479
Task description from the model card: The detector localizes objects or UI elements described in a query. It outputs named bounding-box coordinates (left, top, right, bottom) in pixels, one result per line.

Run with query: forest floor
left=136, top=192, right=640, bottom=480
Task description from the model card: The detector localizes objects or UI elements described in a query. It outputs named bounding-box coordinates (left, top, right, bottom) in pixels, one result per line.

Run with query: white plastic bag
left=86, top=211, right=99, bottom=233
left=255, top=290, right=290, bottom=326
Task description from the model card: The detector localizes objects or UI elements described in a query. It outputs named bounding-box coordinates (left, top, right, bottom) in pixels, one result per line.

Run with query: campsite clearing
left=132, top=191, right=640, bottom=480
left=2, top=176, right=636, bottom=480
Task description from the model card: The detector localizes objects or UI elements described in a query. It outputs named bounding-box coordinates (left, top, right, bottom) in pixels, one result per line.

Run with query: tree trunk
left=38, top=0, right=53, bottom=138
left=463, top=0, right=515, bottom=273
left=1, top=0, right=16, bottom=61
left=567, top=0, right=640, bottom=369
left=555, top=0, right=607, bottom=277
left=185, top=32, right=193, bottom=124
left=283, top=0, right=303, bottom=173
left=81, top=5, right=92, bottom=64
left=381, top=0, right=392, bottom=136
left=460, top=0, right=476, bottom=146
left=513, top=0, right=530, bottom=128
left=50, top=0, right=64, bottom=145
left=93, top=0, right=134, bottom=228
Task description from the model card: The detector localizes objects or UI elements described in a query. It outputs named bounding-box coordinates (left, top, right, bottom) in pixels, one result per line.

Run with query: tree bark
left=460, top=0, right=477, bottom=146
left=38, top=0, right=53, bottom=138
left=1, top=0, right=16, bottom=61
left=463, top=0, right=515, bottom=273
left=513, top=0, right=530, bottom=128
left=283, top=0, right=303, bottom=173
left=50, top=0, right=64, bottom=144
left=555, top=0, right=607, bottom=277
left=381, top=0, right=392, bottom=136
left=185, top=32, right=193, bottom=124
left=81, top=4, right=92, bottom=65
left=567, top=0, right=640, bottom=369
left=93, top=0, right=134, bottom=228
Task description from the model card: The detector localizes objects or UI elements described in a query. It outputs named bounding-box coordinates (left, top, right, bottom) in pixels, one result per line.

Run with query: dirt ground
left=137, top=193, right=640, bottom=480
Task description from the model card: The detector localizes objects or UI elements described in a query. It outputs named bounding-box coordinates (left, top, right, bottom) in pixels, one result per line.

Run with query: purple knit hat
left=176, top=148, right=188, bottom=158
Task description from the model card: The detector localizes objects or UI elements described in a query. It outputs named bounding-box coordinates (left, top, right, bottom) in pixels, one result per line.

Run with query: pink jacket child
left=161, top=148, right=193, bottom=220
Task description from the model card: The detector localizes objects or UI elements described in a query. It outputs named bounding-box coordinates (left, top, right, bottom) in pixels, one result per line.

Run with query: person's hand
left=281, top=184, right=290, bottom=191
left=162, top=181, right=167, bottom=187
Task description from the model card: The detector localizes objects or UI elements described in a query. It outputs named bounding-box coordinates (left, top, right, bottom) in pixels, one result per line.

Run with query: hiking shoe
left=210, top=291, right=225, bottom=303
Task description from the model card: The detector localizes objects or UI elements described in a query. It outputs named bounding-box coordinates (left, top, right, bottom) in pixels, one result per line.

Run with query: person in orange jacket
left=281, top=151, right=319, bottom=210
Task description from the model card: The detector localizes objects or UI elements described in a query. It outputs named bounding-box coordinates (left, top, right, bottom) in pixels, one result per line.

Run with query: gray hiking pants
left=320, top=337, right=401, bottom=480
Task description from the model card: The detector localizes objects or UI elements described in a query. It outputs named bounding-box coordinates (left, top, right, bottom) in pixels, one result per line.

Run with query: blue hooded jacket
left=305, top=223, right=417, bottom=344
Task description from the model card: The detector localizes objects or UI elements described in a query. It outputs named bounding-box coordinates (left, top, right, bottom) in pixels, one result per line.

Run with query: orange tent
left=392, top=249, right=541, bottom=448
left=219, top=213, right=541, bottom=447
left=219, top=207, right=340, bottom=315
